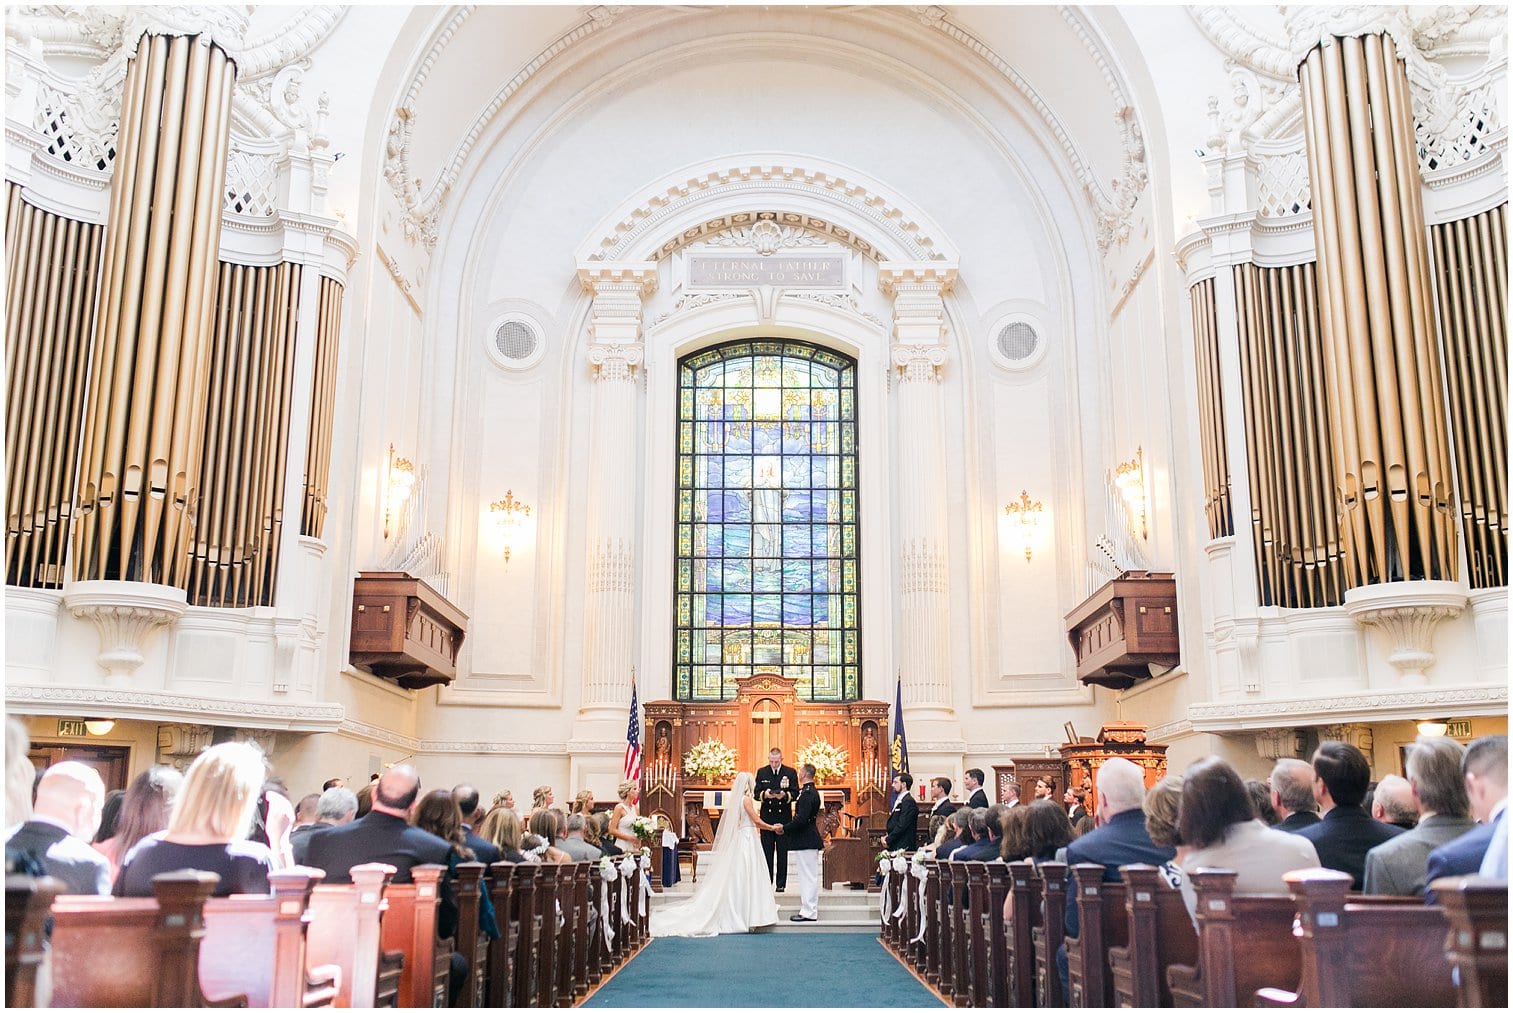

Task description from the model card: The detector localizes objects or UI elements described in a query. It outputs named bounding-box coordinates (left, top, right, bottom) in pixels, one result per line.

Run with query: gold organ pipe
left=303, top=277, right=344, bottom=539
left=1189, top=278, right=1233, bottom=540
left=21, top=218, right=77, bottom=579
left=1438, top=223, right=1488, bottom=584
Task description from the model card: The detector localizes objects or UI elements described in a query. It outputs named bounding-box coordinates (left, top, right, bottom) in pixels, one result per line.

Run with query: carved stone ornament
left=891, top=343, right=947, bottom=383
left=1254, top=727, right=1303, bottom=760
left=1317, top=723, right=1374, bottom=754
left=122, top=5, right=253, bottom=63
left=1282, top=5, right=1420, bottom=68
left=63, top=580, right=188, bottom=687
left=587, top=343, right=644, bottom=382
left=1343, top=580, right=1469, bottom=686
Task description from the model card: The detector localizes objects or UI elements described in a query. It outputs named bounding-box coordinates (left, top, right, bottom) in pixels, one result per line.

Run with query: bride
left=650, top=770, right=783, bottom=937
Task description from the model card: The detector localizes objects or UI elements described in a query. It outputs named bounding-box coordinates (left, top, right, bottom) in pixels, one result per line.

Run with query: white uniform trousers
left=794, top=849, right=820, bottom=919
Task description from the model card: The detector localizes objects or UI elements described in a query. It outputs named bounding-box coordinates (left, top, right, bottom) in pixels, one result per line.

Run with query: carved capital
left=880, top=261, right=957, bottom=343
left=63, top=581, right=188, bottom=687
left=1317, top=722, right=1375, bottom=754
left=157, top=723, right=214, bottom=770
left=891, top=343, right=947, bottom=383
left=1282, top=4, right=1418, bottom=66
left=588, top=343, right=644, bottom=383
left=1343, top=580, right=1468, bottom=685
left=576, top=262, right=658, bottom=295
left=123, top=4, right=252, bottom=64
left=578, top=262, right=657, bottom=343
left=1254, top=727, right=1303, bottom=760
left=878, top=262, right=958, bottom=296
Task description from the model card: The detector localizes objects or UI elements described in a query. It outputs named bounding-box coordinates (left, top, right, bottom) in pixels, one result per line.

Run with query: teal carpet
left=583, top=932, right=943, bottom=1008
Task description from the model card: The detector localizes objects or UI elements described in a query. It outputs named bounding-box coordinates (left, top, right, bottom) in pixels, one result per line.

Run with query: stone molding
left=1343, top=581, right=1469, bottom=685
left=6, top=683, right=344, bottom=732
left=63, top=581, right=188, bottom=687
left=1188, top=683, right=1507, bottom=732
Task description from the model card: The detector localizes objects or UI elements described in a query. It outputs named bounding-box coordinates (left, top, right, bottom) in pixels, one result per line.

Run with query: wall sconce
left=1003, top=489, right=1044, bottom=561
left=384, top=443, right=416, bottom=539
left=84, top=718, right=116, bottom=736
left=490, top=491, right=531, bottom=563
left=1113, top=446, right=1147, bottom=539
left=1415, top=718, right=1449, bottom=737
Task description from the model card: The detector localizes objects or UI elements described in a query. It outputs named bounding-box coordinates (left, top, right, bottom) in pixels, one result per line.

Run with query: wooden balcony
left=349, top=571, right=468, bottom=689
left=1065, top=571, right=1179, bottom=690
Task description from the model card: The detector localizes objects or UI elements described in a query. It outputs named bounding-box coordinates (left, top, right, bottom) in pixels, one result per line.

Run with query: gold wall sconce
left=384, top=444, right=417, bottom=539
left=1003, top=489, right=1045, bottom=561
left=1415, top=718, right=1449, bottom=737
left=490, top=491, right=532, bottom=563
left=84, top=718, right=117, bottom=736
left=1114, top=446, right=1147, bottom=539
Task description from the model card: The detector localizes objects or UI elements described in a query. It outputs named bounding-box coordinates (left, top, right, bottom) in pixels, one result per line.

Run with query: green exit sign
left=1446, top=719, right=1473, bottom=739
left=57, top=719, right=88, bottom=737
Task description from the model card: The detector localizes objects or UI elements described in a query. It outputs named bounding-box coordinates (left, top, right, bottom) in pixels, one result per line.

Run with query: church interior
left=4, top=3, right=1509, bottom=1008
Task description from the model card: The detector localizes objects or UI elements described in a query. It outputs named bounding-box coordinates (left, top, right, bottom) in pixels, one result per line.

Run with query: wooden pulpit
left=1059, top=722, right=1168, bottom=821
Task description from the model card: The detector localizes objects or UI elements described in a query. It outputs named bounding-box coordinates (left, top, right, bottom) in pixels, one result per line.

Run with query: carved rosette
left=63, top=580, right=188, bottom=686
left=1343, top=581, right=1469, bottom=685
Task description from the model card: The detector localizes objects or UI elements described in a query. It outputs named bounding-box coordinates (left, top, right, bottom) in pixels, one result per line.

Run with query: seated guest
left=1364, top=737, right=1474, bottom=897
left=1065, top=787, right=1095, bottom=836
left=291, top=792, right=321, bottom=832
left=1143, top=775, right=1185, bottom=889
left=583, top=810, right=605, bottom=851
left=927, top=777, right=957, bottom=841
left=1001, top=805, right=1030, bottom=862
left=94, top=766, right=183, bottom=885
left=594, top=812, right=622, bottom=857
left=116, top=743, right=274, bottom=897
left=1176, top=758, right=1318, bottom=923
left=93, top=790, right=125, bottom=851
left=526, top=809, right=573, bottom=863
left=886, top=773, right=919, bottom=852
left=1269, top=758, right=1321, bottom=832
left=964, top=768, right=989, bottom=809
left=1426, top=735, right=1507, bottom=899
left=354, top=781, right=374, bottom=818
left=322, top=777, right=345, bottom=791
left=1371, top=774, right=1420, bottom=830
left=452, top=783, right=502, bottom=865
left=936, top=808, right=974, bottom=861
left=1297, top=741, right=1403, bottom=889
left=477, top=805, right=528, bottom=863
left=1021, top=800, right=1074, bottom=863
left=304, top=765, right=451, bottom=883
left=7, top=761, right=111, bottom=894
left=1246, top=779, right=1279, bottom=825
left=953, top=806, right=1006, bottom=861
left=414, top=789, right=497, bottom=1005
left=558, top=813, right=604, bottom=860
left=292, top=786, right=357, bottom=866
left=1062, top=757, right=1175, bottom=938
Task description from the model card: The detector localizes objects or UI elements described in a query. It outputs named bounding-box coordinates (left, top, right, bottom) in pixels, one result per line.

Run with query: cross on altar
left=752, top=699, right=782, bottom=754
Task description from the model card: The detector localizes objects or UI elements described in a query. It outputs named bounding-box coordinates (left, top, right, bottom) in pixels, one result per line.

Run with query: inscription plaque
left=688, top=253, right=846, bottom=289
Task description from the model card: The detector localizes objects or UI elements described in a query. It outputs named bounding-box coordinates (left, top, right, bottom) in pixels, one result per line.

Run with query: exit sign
left=1446, top=719, right=1473, bottom=739
left=57, top=719, right=87, bottom=737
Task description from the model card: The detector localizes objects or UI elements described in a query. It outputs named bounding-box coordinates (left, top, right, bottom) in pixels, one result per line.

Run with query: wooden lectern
left=1058, top=722, right=1168, bottom=821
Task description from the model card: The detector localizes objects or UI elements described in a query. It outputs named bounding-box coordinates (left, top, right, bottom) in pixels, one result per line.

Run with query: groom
left=785, top=763, right=824, bottom=922
left=755, top=748, right=797, bottom=892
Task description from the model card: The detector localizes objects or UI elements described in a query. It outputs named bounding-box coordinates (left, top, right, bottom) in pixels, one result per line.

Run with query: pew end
left=1431, top=874, right=1509, bottom=1009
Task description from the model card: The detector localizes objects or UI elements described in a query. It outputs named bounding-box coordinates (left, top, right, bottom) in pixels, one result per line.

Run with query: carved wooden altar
left=1058, top=722, right=1168, bottom=820
left=641, top=673, right=888, bottom=837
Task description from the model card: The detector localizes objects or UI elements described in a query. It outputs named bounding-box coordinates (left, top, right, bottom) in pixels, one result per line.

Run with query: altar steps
left=658, top=852, right=880, bottom=933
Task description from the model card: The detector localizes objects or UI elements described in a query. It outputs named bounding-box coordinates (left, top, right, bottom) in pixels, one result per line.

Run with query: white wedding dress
left=650, top=773, right=779, bottom=937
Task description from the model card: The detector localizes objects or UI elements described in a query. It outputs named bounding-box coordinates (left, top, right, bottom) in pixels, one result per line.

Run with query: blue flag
left=889, top=671, right=909, bottom=808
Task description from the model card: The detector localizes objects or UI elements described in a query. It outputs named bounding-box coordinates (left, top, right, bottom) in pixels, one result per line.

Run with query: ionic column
left=881, top=263, right=958, bottom=715
left=1289, top=8, right=1458, bottom=588
left=576, top=263, right=657, bottom=716
left=73, top=8, right=247, bottom=586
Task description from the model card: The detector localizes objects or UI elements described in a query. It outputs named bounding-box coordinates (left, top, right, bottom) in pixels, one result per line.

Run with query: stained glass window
left=675, top=339, right=860, bottom=702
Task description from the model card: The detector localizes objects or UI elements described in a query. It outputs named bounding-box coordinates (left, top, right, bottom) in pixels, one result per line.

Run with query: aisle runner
left=584, top=932, right=943, bottom=1008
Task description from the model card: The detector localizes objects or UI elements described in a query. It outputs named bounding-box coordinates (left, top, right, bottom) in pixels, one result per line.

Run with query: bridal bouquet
left=630, top=815, right=658, bottom=846
left=683, top=738, right=737, bottom=782
left=796, top=737, right=848, bottom=784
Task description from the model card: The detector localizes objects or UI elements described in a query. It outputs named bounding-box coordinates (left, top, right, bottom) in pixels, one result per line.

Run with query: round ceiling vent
left=486, top=315, right=545, bottom=370
left=988, top=314, right=1048, bottom=372
left=996, top=321, right=1039, bottom=362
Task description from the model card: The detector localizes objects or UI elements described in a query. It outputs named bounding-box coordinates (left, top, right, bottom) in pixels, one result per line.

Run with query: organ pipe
left=1430, top=204, right=1508, bottom=589
left=1189, top=278, right=1233, bottom=539
left=301, top=276, right=345, bottom=539
left=74, top=32, right=236, bottom=586
left=1233, top=263, right=1345, bottom=608
left=1299, top=31, right=1457, bottom=586
left=4, top=187, right=105, bottom=587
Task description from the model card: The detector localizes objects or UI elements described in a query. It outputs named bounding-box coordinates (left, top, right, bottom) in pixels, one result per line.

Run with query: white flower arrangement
left=683, top=738, right=738, bottom=782
left=639, top=845, right=651, bottom=858
left=796, top=737, right=848, bottom=784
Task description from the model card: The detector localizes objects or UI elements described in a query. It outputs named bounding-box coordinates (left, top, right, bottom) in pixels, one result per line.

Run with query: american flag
left=623, top=675, right=642, bottom=781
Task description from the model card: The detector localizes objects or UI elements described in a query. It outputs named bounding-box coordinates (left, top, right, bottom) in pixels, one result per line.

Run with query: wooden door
left=28, top=743, right=131, bottom=791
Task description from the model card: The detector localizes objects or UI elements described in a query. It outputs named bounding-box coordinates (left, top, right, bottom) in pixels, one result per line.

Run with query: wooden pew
left=380, top=864, right=452, bottom=1008
left=451, top=861, right=489, bottom=1007
left=1107, top=864, right=1196, bottom=1008
left=573, top=861, right=593, bottom=1000
left=200, top=867, right=340, bottom=1008
left=306, top=863, right=399, bottom=1008
left=510, top=864, right=542, bottom=1007
left=948, top=861, right=971, bottom=1006
left=585, top=863, right=605, bottom=988
left=484, top=864, right=519, bottom=1007
left=557, top=862, right=589, bottom=1006
left=964, top=861, right=993, bottom=1007
left=534, top=862, right=562, bottom=1008
left=1067, top=863, right=1129, bottom=1008
left=1032, top=861, right=1068, bottom=1008
left=1005, top=860, right=1043, bottom=1009
left=1254, top=868, right=1455, bottom=1008
left=1433, top=875, right=1509, bottom=1008
left=50, top=871, right=230, bottom=1008
left=922, top=859, right=943, bottom=986
left=5, top=874, right=60, bottom=1008
left=1166, top=868, right=1297, bottom=1008
left=982, top=863, right=1013, bottom=1008
left=933, top=860, right=956, bottom=994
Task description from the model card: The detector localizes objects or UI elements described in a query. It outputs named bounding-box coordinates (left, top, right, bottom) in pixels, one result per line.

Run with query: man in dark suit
left=1269, top=758, right=1321, bottom=832
left=927, top=777, right=958, bottom=841
left=964, top=768, right=990, bottom=809
left=886, top=773, right=919, bottom=852
left=785, top=764, right=825, bottom=922
left=292, top=785, right=357, bottom=866
left=305, top=766, right=451, bottom=883
left=1296, top=741, right=1403, bottom=889
left=755, top=749, right=798, bottom=891
left=452, top=783, right=502, bottom=865
left=5, top=762, right=110, bottom=895
left=952, top=806, right=1004, bottom=861
left=1364, top=737, right=1474, bottom=896
left=1425, top=735, right=1507, bottom=902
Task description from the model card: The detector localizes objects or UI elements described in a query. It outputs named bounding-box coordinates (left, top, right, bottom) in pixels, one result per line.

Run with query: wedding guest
left=1297, top=741, right=1404, bottom=888
left=452, top=783, right=502, bottom=865
left=570, top=789, right=595, bottom=815
left=1246, top=779, right=1280, bottom=825
left=304, top=766, right=450, bottom=884
left=936, top=809, right=974, bottom=860
left=559, top=813, right=604, bottom=860
left=7, top=761, right=111, bottom=894
left=1001, top=804, right=1030, bottom=861
left=1176, top=758, right=1318, bottom=922
left=1363, top=737, right=1474, bottom=897
left=608, top=780, right=642, bottom=851
left=291, top=786, right=357, bottom=865
left=1143, top=775, right=1185, bottom=889
left=477, top=805, right=528, bottom=863
left=1269, top=758, right=1321, bottom=832
left=413, top=789, right=496, bottom=1005
left=491, top=789, right=515, bottom=811
left=531, top=785, right=555, bottom=814
left=4, top=717, right=33, bottom=832
left=595, top=812, right=622, bottom=857
left=1371, top=775, right=1419, bottom=830
left=93, top=790, right=125, bottom=849
left=527, top=809, right=572, bottom=863
left=94, top=766, right=183, bottom=885
left=1426, top=736, right=1508, bottom=899
left=292, top=793, right=321, bottom=830
left=1022, top=800, right=1074, bottom=862
left=952, top=807, right=1004, bottom=861
left=355, top=781, right=374, bottom=818
left=322, top=777, right=346, bottom=791
left=115, top=742, right=274, bottom=897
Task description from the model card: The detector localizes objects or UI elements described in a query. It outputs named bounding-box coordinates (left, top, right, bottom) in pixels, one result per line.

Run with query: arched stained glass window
left=675, top=339, right=859, bottom=702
